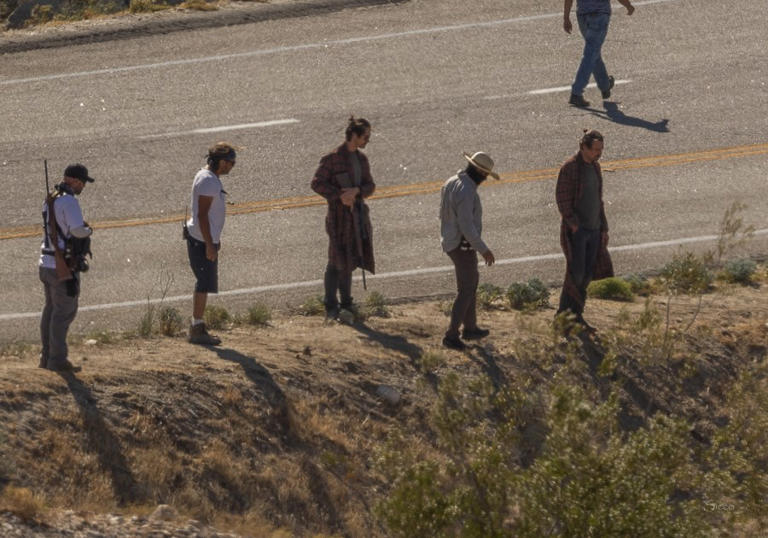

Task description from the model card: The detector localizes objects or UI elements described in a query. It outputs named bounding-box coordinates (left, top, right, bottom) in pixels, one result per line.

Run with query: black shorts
left=187, top=237, right=220, bottom=293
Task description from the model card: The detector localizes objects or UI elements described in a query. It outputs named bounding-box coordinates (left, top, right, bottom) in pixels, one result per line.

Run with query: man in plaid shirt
left=311, top=117, right=376, bottom=322
left=556, top=129, right=614, bottom=331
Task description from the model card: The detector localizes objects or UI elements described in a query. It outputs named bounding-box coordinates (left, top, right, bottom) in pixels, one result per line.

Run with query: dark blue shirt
left=577, top=0, right=611, bottom=15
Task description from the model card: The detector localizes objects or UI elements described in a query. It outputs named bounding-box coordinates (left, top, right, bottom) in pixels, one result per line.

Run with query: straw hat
left=463, top=151, right=499, bottom=180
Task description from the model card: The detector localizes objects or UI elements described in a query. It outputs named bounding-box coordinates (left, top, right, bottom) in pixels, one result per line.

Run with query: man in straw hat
left=439, top=151, right=498, bottom=350
left=555, top=129, right=613, bottom=332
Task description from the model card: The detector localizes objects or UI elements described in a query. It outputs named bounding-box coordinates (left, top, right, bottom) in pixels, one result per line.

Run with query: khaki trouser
left=39, top=266, right=79, bottom=368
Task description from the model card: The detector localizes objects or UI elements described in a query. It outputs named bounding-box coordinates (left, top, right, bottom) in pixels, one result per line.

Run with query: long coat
left=556, top=151, right=614, bottom=311
left=311, top=143, right=376, bottom=274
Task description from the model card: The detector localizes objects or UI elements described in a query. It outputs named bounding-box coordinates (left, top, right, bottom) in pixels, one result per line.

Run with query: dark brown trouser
left=446, top=247, right=479, bottom=339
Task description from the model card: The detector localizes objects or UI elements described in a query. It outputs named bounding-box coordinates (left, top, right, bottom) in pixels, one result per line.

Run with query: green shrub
left=623, top=273, right=653, bottom=296
left=246, top=303, right=272, bottom=326
left=377, top=374, right=717, bottom=538
left=477, top=283, right=504, bottom=310
left=364, top=291, right=390, bottom=318
left=204, top=305, right=231, bottom=330
left=721, top=258, right=757, bottom=284
left=418, top=351, right=446, bottom=374
left=158, top=306, right=184, bottom=336
left=660, top=252, right=713, bottom=295
left=299, top=295, right=325, bottom=316
left=507, top=278, right=549, bottom=310
left=515, top=389, right=708, bottom=537
left=588, top=277, right=634, bottom=301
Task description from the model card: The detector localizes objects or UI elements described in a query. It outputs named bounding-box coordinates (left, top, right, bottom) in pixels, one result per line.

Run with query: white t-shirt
left=39, top=191, right=86, bottom=269
left=186, top=168, right=226, bottom=243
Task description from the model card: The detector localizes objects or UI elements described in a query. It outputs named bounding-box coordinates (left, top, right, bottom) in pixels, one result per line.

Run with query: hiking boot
left=569, top=93, right=590, bottom=107
left=325, top=305, right=340, bottom=322
left=47, top=359, right=81, bottom=373
left=337, top=307, right=356, bottom=325
left=462, top=327, right=490, bottom=340
left=442, top=336, right=467, bottom=351
left=188, top=323, right=221, bottom=346
left=601, top=76, right=615, bottom=99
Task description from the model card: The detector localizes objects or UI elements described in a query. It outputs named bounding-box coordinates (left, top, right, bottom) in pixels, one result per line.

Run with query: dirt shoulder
left=0, top=0, right=406, bottom=55
left=0, top=277, right=766, bottom=536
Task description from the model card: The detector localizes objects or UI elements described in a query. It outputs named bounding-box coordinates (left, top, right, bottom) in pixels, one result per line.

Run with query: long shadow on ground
left=587, top=101, right=670, bottom=133
left=350, top=323, right=425, bottom=368
left=209, top=347, right=293, bottom=438
left=58, top=372, right=141, bottom=505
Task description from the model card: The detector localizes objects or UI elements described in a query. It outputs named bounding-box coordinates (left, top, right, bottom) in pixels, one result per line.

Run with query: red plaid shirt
left=311, top=143, right=376, bottom=273
left=556, top=151, right=614, bottom=281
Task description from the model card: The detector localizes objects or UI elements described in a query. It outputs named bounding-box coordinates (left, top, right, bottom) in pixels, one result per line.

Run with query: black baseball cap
left=64, top=164, right=95, bottom=183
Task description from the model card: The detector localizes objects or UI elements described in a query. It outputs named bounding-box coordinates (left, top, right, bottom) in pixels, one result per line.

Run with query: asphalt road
left=1, top=0, right=767, bottom=341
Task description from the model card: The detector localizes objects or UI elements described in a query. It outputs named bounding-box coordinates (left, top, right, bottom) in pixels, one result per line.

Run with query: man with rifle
left=311, top=116, right=376, bottom=323
left=39, top=163, right=94, bottom=371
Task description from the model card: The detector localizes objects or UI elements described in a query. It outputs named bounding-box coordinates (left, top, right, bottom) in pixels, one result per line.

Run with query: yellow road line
left=2, top=142, right=767, bottom=241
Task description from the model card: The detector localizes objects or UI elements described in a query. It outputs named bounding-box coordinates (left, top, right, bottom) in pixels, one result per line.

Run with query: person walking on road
left=564, top=0, right=635, bottom=107
left=39, top=164, right=94, bottom=371
left=439, top=152, right=498, bottom=351
left=311, top=116, right=376, bottom=323
left=185, top=142, right=237, bottom=345
left=555, top=130, right=614, bottom=332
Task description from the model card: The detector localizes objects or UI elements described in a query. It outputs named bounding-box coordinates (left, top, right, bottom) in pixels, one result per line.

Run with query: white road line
left=0, top=0, right=680, bottom=86
left=138, top=119, right=300, bottom=139
left=1, top=224, right=762, bottom=323
left=528, top=79, right=631, bottom=95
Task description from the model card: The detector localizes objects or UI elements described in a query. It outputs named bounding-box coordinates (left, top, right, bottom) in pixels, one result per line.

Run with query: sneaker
left=462, top=327, right=490, bottom=340
left=47, top=359, right=81, bottom=373
left=442, top=336, right=467, bottom=351
left=188, top=323, right=221, bottom=346
left=601, top=76, right=615, bottom=99
left=569, top=93, right=590, bottom=107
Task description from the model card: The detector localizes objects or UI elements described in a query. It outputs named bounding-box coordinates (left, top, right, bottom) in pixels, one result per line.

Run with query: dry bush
left=0, top=486, right=45, bottom=520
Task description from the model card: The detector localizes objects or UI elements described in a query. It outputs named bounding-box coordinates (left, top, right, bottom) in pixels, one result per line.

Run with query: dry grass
left=180, top=0, right=220, bottom=11
left=0, top=486, right=45, bottom=521
left=0, top=271, right=766, bottom=535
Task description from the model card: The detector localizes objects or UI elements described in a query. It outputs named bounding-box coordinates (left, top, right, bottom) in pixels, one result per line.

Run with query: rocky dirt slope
left=0, top=276, right=766, bottom=536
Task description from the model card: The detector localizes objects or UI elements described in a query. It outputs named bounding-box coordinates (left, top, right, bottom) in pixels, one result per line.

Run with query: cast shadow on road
left=587, top=101, right=670, bottom=133
left=209, top=347, right=293, bottom=436
left=57, top=371, right=141, bottom=505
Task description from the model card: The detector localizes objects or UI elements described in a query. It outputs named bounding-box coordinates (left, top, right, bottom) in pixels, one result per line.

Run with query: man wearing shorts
left=186, top=142, right=236, bottom=345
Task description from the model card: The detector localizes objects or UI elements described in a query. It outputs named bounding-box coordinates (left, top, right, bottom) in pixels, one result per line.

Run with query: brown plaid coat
left=556, top=151, right=614, bottom=310
left=311, top=143, right=375, bottom=274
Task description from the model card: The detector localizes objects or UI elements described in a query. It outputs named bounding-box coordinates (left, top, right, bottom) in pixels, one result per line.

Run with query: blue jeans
left=571, top=13, right=611, bottom=96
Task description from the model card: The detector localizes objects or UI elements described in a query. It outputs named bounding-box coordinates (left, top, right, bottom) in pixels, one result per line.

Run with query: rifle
left=43, top=160, right=74, bottom=281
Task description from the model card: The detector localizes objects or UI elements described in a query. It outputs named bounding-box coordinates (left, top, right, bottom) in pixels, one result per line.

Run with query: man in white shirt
left=439, top=152, right=497, bottom=351
left=186, top=142, right=236, bottom=345
left=39, top=164, right=94, bottom=371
